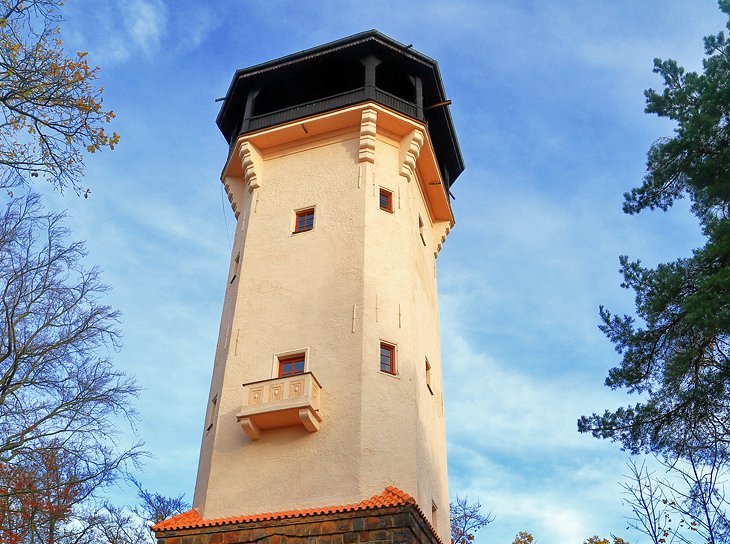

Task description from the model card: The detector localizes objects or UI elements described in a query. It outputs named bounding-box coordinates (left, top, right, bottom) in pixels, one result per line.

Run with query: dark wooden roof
left=216, top=30, right=464, bottom=187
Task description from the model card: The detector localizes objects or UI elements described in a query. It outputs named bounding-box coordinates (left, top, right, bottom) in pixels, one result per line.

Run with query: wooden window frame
left=278, top=353, right=306, bottom=377
left=293, top=208, right=315, bottom=234
left=379, top=188, right=393, bottom=213
left=380, top=342, right=396, bottom=375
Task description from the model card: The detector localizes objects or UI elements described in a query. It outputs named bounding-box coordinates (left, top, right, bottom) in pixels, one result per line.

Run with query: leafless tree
left=95, top=481, right=189, bottom=544
left=622, top=452, right=730, bottom=544
left=131, top=478, right=189, bottom=526
left=622, top=461, right=674, bottom=544
left=0, top=193, right=141, bottom=541
left=450, top=495, right=494, bottom=544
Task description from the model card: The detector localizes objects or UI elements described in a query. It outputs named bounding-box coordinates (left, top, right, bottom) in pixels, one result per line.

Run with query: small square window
left=279, top=353, right=306, bottom=377
left=294, top=208, right=315, bottom=233
left=380, top=342, right=396, bottom=374
left=379, top=188, right=393, bottom=213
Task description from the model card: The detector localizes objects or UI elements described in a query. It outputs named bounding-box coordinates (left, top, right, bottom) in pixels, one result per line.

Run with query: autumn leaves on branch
left=0, top=0, right=118, bottom=194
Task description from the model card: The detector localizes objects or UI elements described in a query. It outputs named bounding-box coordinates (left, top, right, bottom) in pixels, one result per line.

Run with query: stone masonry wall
left=155, top=505, right=440, bottom=544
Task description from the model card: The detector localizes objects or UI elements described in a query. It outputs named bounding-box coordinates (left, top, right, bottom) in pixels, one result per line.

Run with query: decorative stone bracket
left=399, top=128, right=424, bottom=182
left=222, top=175, right=245, bottom=219
left=221, top=140, right=263, bottom=219
left=435, top=224, right=451, bottom=256
left=358, top=108, right=378, bottom=164
left=239, top=141, right=263, bottom=192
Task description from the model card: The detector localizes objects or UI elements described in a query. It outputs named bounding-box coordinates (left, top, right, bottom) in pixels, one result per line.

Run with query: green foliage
left=578, top=0, right=730, bottom=463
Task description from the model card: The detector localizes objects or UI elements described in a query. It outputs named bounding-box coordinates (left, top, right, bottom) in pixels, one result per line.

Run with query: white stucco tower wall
left=192, top=31, right=463, bottom=544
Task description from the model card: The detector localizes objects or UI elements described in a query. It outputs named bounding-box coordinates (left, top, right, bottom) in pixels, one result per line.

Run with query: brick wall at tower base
left=154, top=504, right=441, bottom=544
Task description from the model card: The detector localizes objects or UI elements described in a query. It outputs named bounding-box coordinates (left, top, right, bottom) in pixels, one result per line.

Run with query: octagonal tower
left=159, top=31, right=464, bottom=544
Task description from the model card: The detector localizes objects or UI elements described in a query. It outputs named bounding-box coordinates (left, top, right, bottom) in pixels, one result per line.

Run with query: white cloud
left=61, top=0, right=173, bottom=64
left=448, top=438, right=630, bottom=542
left=171, top=5, right=218, bottom=51
left=48, top=2, right=728, bottom=541
left=440, top=225, right=641, bottom=542
left=442, top=322, right=622, bottom=456
left=122, top=0, right=168, bottom=56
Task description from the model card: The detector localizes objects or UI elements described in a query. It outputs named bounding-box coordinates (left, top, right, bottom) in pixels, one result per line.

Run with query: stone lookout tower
left=153, top=30, right=464, bottom=544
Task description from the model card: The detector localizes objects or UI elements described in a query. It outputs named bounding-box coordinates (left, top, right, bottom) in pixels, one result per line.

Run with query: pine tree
left=579, top=0, right=730, bottom=463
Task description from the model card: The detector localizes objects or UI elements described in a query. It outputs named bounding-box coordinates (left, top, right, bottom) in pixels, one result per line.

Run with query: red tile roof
left=152, top=486, right=416, bottom=532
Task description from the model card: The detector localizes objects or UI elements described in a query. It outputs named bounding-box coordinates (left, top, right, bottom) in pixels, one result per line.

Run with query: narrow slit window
left=230, top=252, right=240, bottom=284
left=418, top=215, right=426, bottom=246
left=379, top=188, right=393, bottom=212
left=206, top=395, right=218, bottom=433
left=380, top=342, right=396, bottom=374
left=278, top=353, right=306, bottom=377
left=425, top=359, right=433, bottom=395
left=294, top=208, right=315, bottom=233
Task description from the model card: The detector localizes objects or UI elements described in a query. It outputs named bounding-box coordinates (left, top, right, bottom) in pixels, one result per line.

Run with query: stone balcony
left=236, top=372, right=322, bottom=441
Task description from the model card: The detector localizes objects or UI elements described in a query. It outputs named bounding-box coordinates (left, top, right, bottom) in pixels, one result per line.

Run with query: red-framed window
left=294, top=208, right=315, bottom=233
left=379, top=188, right=393, bottom=212
left=380, top=342, right=396, bottom=374
left=278, top=354, right=305, bottom=377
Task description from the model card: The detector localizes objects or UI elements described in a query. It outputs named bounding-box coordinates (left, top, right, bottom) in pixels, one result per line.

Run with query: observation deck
left=216, top=30, right=464, bottom=187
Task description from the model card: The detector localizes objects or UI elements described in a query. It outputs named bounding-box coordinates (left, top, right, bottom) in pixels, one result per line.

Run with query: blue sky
left=31, top=1, right=727, bottom=542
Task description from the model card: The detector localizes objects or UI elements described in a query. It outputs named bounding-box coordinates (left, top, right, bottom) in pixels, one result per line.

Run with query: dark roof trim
left=216, top=30, right=464, bottom=183
left=217, top=30, right=442, bottom=127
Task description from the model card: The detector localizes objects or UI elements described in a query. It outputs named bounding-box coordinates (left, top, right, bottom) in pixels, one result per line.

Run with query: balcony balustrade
left=242, top=86, right=421, bottom=136
left=236, top=372, right=322, bottom=441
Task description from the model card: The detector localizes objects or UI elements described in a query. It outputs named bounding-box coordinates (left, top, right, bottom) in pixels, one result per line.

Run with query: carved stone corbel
left=399, top=128, right=424, bottom=182
left=358, top=108, right=378, bottom=164
left=222, top=176, right=244, bottom=219
left=239, top=141, right=263, bottom=192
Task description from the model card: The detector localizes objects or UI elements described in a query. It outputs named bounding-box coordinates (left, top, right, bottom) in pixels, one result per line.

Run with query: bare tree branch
left=0, top=194, right=142, bottom=543
left=450, top=495, right=494, bottom=544
left=0, top=0, right=119, bottom=194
